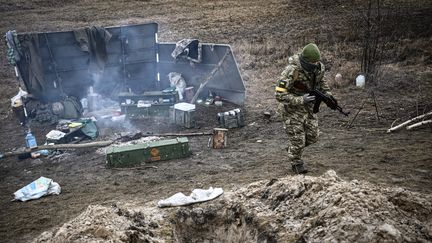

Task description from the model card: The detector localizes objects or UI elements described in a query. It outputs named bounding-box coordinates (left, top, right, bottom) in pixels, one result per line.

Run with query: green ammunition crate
left=106, top=137, right=191, bottom=168
left=118, top=91, right=178, bottom=119
left=121, top=104, right=173, bottom=119
left=174, top=109, right=195, bottom=128
left=174, top=102, right=196, bottom=128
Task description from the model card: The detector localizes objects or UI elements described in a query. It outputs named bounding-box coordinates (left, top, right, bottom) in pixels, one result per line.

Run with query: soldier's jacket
left=275, top=54, right=331, bottom=114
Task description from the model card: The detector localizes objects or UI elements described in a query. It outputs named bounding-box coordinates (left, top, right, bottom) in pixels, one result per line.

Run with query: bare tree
left=356, top=0, right=388, bottom=85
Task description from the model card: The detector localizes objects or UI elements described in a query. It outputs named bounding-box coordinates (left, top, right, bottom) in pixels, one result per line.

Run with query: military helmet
left=301, top=43, right=321, bottom=63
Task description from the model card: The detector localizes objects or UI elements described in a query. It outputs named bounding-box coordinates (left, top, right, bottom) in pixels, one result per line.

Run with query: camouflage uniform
left=275, top=53, right=331, bottom=169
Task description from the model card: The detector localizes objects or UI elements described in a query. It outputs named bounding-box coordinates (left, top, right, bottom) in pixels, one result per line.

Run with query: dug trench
left=33, top=171, right=432, bottom=242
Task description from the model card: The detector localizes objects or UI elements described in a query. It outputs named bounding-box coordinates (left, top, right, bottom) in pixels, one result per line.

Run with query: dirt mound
left=34, top=204, right=166, bottom=243
left=34, top=171, right=432, bottom=242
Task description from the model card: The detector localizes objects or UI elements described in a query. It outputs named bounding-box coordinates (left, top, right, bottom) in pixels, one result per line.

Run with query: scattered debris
left=388, top=111, right=432, bottom=132
left=45, top=130, right=66, bottom=142
left=48, top=151, right=72, bottom=162
left=217, top=108, right=245, bottom=128
left=34, top=171, right=432, bottom=242
left=116, top=131, right=212, bottom=143
left=13, top=177, right=61, bottom=202
left=211, top=128, right=228, bottom=149
left=263, top=110, right=271, bottom=119
left=168, top=72, right=187, bottom=101
left=204, top=91, right=215, bottom=106
left=214, top=100, right=223, bottom=107
left=406, top=119, right=432, bottom=130
left=10, top=87, right=28, bottom=126
left=158, top=187, right=223, bottom=207
left=184, top=86, right=195, bottom=102
left=1, top=140, right=113, bottom=159
left=110, top=165, right=158, bottom=171
left=114, top=136, right=161, bottom=147
left=191, top=49, right=231, bottom=104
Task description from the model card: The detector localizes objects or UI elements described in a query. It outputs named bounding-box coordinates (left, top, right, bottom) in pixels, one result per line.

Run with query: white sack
left=14, top=177, right=61, bottom=202
left=46, top=130, right=66, bottom=140
left=158, top=187, right=223, bottom=208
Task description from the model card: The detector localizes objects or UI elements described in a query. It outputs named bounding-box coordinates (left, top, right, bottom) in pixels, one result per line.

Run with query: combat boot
left=292, top=161, right=308, bottom=174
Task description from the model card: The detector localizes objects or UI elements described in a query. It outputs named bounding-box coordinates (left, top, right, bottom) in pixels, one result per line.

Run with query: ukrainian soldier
left=275, top=43, right=336, bottom=174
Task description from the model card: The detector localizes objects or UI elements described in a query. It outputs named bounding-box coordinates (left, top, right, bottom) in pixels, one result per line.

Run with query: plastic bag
left=80, top=118, right=99, bottom=139
left=13, top=177, right=61, bottom=202
left=46, top=130, right=66, bottom=140
left=158, top=187, right=223, bottom=207
left=10, top=88, right=28, bottom=107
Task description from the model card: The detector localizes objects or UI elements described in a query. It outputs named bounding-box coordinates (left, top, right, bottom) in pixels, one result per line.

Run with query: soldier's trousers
left=282, top=111, right=319, bottom=164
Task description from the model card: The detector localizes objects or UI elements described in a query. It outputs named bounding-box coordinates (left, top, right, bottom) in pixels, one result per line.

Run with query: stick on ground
left=370, top=91, right=381, bottom=122
left=346, top=99, right=367, bottom=128
left=406, top=119, right=432, bottom=130
left=1, top=140, right=113, bottom=159
left=190, top=49, right=230, bottom=104
left=387, top=111, right=432, bottom=133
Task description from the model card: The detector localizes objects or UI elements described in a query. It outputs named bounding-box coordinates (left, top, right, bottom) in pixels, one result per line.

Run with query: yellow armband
left=276, top=80, right=288, bottom=93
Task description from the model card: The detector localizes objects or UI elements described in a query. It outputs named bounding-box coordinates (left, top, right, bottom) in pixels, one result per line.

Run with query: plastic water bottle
left=25, top=131, right=37, bottom=148
left=356, top=74, right=365, bottom=88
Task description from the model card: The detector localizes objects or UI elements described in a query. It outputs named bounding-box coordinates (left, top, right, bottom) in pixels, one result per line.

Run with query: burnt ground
left=0, top=0, right=431, bottom=242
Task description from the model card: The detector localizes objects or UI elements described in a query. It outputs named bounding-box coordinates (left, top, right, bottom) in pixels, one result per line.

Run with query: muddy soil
left=33, top=171, right=432, bottom=242
left=0, top=0, right=431, bottom=242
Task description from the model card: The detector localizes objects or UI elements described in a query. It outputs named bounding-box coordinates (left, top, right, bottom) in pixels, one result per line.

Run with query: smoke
left=31, top=24, right=231, bottom=133
left=79, top=24, right=162, bottom=134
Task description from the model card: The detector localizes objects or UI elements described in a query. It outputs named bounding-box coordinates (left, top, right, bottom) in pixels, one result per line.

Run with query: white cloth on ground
left=158, top=187, right=223, bottom=207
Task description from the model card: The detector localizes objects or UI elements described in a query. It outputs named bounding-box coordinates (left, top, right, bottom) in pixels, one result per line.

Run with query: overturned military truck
left=6, top=23, right=245, bottom=121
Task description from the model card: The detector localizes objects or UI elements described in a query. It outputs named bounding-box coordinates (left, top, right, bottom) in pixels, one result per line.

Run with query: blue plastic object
left=38, top=149, right=49, bottom=156
left=25, top=132, right=37, bottom=148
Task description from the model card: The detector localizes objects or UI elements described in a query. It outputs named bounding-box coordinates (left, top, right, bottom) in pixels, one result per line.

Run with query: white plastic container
left=356, top=74, right=365, bottom=88
left=174, top=102, right=196, bottom=128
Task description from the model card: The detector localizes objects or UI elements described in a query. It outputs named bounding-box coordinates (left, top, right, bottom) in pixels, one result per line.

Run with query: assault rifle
left=310, top=89, right=349, bottom=116
left=293, top=81, right=349, bottom=116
